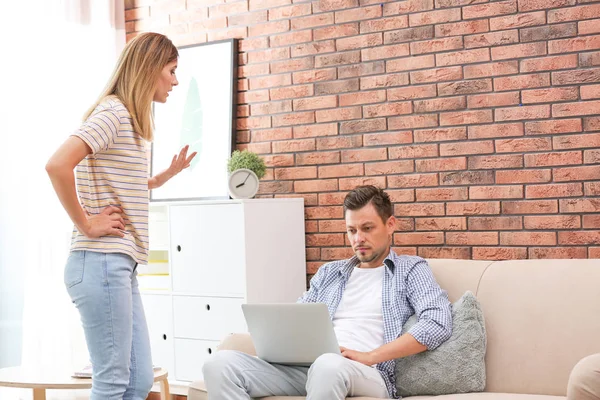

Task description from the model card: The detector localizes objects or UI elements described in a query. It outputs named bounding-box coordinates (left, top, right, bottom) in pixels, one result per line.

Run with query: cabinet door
left=174, top=338, right=220, bottom=382
left=173, top=296, right=247, bottom=340
left=141, top=294, right=174, bottom=375
left=170, top=204, right=246, bottom=296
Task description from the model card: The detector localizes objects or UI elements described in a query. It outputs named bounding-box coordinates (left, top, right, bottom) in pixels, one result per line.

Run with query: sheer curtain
left=0, top=1, right=124, bottom=399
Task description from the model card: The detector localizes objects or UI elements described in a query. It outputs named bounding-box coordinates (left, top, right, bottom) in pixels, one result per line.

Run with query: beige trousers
left=568, top=353, right=600, bottom=400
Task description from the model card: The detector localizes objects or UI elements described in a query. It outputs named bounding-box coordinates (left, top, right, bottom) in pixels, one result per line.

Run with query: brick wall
left=126, top=0, right=600, bottom=273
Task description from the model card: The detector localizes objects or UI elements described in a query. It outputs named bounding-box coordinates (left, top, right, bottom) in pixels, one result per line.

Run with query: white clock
left=228, top=168, right=260, bottom=199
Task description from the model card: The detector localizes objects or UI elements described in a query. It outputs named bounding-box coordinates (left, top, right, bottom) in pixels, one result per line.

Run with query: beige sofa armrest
left=217, top=333, right=257, bottom=356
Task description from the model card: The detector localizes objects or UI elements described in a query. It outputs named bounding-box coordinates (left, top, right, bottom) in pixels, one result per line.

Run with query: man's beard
left=355, top=248, right=380, bottom=263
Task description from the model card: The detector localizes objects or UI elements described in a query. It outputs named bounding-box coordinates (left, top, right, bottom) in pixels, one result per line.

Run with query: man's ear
left=387, top=215, right=397, bottom=234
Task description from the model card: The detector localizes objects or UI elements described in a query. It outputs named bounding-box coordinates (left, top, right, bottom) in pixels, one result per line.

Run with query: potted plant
left=227, top=150, right=267, bottom=199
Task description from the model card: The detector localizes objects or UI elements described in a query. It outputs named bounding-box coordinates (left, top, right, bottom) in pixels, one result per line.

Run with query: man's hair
left=343, top=185, right=393, bottom=223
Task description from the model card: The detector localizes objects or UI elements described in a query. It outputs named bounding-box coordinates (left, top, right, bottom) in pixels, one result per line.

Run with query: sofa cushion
left=395, top=291, right=486, bottom=397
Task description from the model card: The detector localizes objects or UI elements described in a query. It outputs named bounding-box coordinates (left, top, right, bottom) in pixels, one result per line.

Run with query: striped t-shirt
left=70, top=95, right=149, bottom=264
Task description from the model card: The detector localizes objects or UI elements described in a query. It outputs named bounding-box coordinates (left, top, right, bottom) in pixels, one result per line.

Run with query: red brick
left=262, top=154, right=295, bottom=167
left=440, top=171, right=495, bottom=185
left=416, top=157, right=467, bottom=172
left=360, top=16, right=409, bottom=33
left=335, top=5, right=382, bottom=23
left=339, top=176, right=387, bottom=190
left=584, top=215, right=600, bottom=228
left=340, top=118, right=387, bottom=134
left=435, top=48, right=490, bottom=66
left=495, top=105, right=550, bottom=121
left=306, top=233, right=345, bottom=246
left=252, top=127, right=292, bottom=142
left=270, top=84, right=314, bottom=100
left=291, top=68, right=334, bottom=84
left=251, top=100, right=292, bottom=116
left=395, top=203, right=445, bottom=216
left=296, top=151, right=340, bottom=165
left=388, top=189, right=416, bottom=203
left=414, top=127, right=467, bottom=142
left=410, top=66, right=463, bottom=83
left=581, top=84, right=600, bottom=100
left=559, top=231, right=600, bottom=245
left=363, top=131, right=413, bottom=146
left=337, top=33, right=383, bottom=52
left=490, top=11, right=546, bottom=31
left=465, top=30, right=519, bottom=49
left=470, top=185, right=523, bottom=199
left=249, top=73, right=291, bottom=90
left=526, top=183, right=583, bottom=198
left=473, top=247, right=527, bottom=260
left=291, top=41, right=336, bottom=58
left=463, top=0, right=517, bottom=19
left=554, top=165, right=600, bottom=182
left=389, top=144, right=438, bottom=159
left=315, top=79, right=360, bottom=95
left=270, top=57, right=314, bottom=74
left=495, top=137, right=552, bottom=153
left=248, top=20, right=290, bottom=37
left=237, top=140, right=272, bottom=154
left=521, top=54, right=579, bottom=73
left=341, top=148, right=387, bottom=162
left=524, top=119, right=582, bottom=135
left=315, top=51, right=360, bottom=68
left=502, top=199, right=558, bottom=214
left=416, top=187, right=469, bottom=201
left=520, top=23, right=577, bottom=43
left=410, top=37, right=463, bottom=55
left=440, top=140, right=494, bottom=156
left=469, top=216, right=523, bottom=230
left=316, top=106, right=362, bottom=123
left=494, top=73, right=550, bottom=91
left=272, top=111, right=315, bottom=127
left=554, top=100, right=600, bottom=118
left=256, top=181, right=293, bottom=193
left=339, top=61, right=385, bottom=79
left=317, top=135, right=363, bottom=150
left=239, top=63, right=270, bottom=78
left=318, top=0, right=358, bottom=11
left=360, top=73, right=410, bottom=89
left=525, top=151, right=582, bottom=167
left=492, top=42, right=546, bottom=60
left=580, top=18, right=600, bottom=35
left=467, top=92, right=520, bottom=108
left=274, top=166, right=317, bottom=180
left=293, top=96, right=337, bottom=112
left=464, top=61, right=519, bottom=78
left=396, top=218, right=417, bottom=232
left=435, top=19, right=489, bottom=37
left=409, top=8, right=461, bottom=26
left=306, top=247, right=321, bottom=260
left=339, top=90, right=386, bottom=107
left=387, top=55, right=436, bottom=72
left=548, top=3, right=600, bottom=23
left=522, top=87, right=579, bottom=104
left=419, top=247, right=471, bottom=259
left=314, top=23, right=359, bottom=40
left=584, top=117, right=600, bottom=131
left=579, top=51, right=600, bottom=67
left=249, top=0, right=291, bottom=10
left=388, top=173, right=439, bottom=188
left=389, top=114, right=439, bottom=129
left=237, top=116, right=272, bottom=130
left=381, top=0, right=434, bottom=14
left=435, top=0, right=486, bottom=7
left=446, top=201, right=501, bottom=215
left=394, top=232, right=445, bottom=245
left=365, top=160, right=414, bottom=175
left=268, top=4, right=311, bottom=20
left=228, top=10, right=268, bottom=26
left=440, top=110, right=493, bottom=126
left=239, top=37, right=270, bottom=52
left=437, top=79, right=492, bottom=96
left=584, top=149, right=600, bottom=163
left=318, top=192, right=348, bottom=205
left=414, top=97, right=466, bottom=113
left=549, top=35, right=600, bottom=54
left=530, top=247, right=587, bottom=259
left=294, top=179, right=339, bottom=193
left=388, top=84, right=437, bottom=100
left=560, top=198, right=600, bottom=213
left=292, top=13, right=335, bottom=30
left=394, top=247, right=419, bottom=256
left=585, top=182, right=600, bottom=196
left=519, top=0, right=575, bottom=11
left=469, top=154, right=523, bottom=169
left=361, top=43, right=410, bottom=61
left=292, top=123, right=338, bottom=138
left=469, top=122, right=524, bottom=139
left=552, top=68, right=600, bottom=85
left=384, top=26, right=435, bottom=44
left=496, top=169, right=552, bottom=184
left=272, top=138, right=315, bottom=153
left=554, top=133, right=600, bottom=150
left=416, top=217, right=467, bottom=231
left=446, top=232, right=499, bottom=246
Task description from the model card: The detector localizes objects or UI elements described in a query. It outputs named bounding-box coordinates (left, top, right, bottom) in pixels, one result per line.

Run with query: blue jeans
left=65, top=251, right=153, bottom=400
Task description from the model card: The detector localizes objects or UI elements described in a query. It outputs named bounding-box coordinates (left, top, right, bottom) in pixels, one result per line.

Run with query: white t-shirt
left=332, top=265, right=385, bottom=354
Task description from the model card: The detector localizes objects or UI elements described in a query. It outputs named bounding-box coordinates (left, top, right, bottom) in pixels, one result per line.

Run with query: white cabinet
left=139, top=198, right=306, bottom=392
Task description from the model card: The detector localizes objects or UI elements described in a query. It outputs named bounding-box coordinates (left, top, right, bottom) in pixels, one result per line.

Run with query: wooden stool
left=0, top=366, right=170, bottom=400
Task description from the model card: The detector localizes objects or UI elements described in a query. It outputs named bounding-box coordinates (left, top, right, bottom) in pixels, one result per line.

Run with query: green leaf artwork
left=180, top=77, right=203, bottom=170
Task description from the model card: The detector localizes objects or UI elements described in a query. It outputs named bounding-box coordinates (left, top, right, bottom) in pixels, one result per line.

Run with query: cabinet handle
left=207, top=348, right=213, bottom=355
left=205, top=304, right=211, bottom=311
left=177, top=245, right=182, bottom=252
left=162, top=334, right=167, bottom=340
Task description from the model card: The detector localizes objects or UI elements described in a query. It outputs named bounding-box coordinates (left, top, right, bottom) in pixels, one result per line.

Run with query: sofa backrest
left=428, top=258, right=600, bottom=396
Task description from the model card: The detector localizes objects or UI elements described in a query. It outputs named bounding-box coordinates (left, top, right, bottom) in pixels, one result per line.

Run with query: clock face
left=228, top=169, right=259, bottom=199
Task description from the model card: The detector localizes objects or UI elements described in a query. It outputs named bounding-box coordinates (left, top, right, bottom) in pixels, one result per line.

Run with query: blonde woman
left=46, top=32, right=195, bottom=399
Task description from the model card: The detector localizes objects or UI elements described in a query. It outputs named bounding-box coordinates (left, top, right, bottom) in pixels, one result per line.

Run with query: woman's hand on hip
left=82, top=206, right=126, bottom=238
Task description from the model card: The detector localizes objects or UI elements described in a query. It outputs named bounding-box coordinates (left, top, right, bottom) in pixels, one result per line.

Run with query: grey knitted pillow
left=394, top=291, right=486, bottom=396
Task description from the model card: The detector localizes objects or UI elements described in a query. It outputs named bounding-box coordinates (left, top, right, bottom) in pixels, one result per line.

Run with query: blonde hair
left=84, top=32, right=178, bottom=141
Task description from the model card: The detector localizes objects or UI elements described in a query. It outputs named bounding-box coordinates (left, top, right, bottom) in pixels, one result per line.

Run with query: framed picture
left=150, top=38, right=238, bottom=202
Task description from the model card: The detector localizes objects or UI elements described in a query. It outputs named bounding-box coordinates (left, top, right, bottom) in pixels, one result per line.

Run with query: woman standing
left=46, top=32, right=195, bottom=399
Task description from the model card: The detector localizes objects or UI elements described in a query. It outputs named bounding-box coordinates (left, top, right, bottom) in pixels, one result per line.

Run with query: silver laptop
left=241, top=303, right=341, bottom=366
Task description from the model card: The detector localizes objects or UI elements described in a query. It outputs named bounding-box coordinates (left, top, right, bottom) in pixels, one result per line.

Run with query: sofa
left=188, top=258, right=600, bottom=400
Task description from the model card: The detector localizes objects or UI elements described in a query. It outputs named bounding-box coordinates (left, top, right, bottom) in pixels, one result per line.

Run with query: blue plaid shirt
left=298, top=251, right=452, bottom=399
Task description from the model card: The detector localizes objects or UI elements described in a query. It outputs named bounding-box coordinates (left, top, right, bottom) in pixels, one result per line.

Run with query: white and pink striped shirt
left=70, top=95, right=149, bottom=264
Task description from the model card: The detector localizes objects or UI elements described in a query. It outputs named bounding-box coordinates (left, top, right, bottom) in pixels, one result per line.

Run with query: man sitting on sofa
left=202, top=185, right=453, bottom=399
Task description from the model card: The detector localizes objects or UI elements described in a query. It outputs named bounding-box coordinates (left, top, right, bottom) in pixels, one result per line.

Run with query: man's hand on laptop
left=340, top=346, right=376, bottom=366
